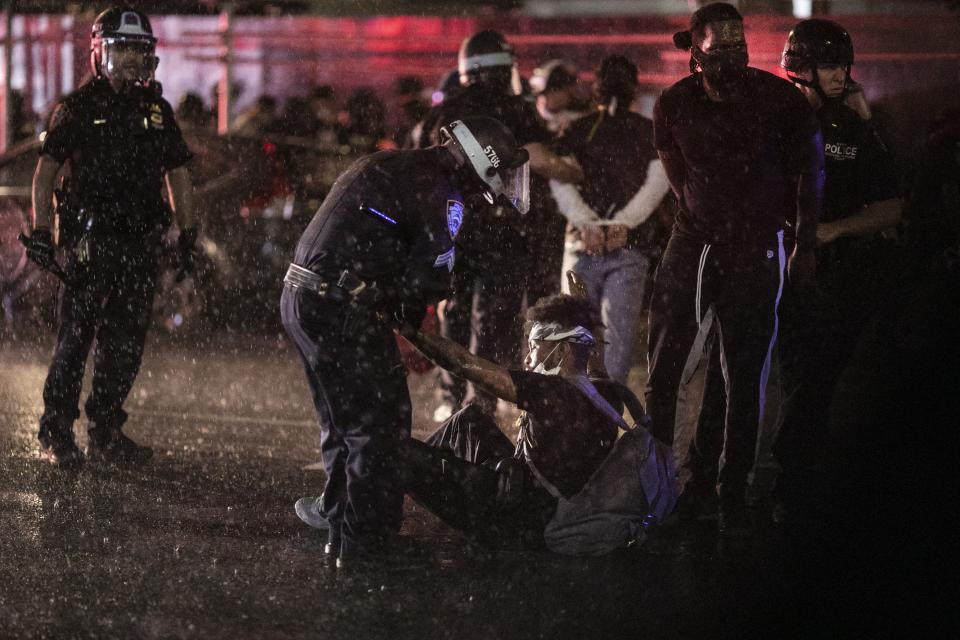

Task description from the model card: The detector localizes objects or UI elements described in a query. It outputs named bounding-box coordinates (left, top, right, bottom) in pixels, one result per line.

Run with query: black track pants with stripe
left=645, top=231, right=785, bottom=501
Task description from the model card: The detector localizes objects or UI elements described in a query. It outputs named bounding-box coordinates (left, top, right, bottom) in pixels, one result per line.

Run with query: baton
left=18, top=233, right=71, bottom=284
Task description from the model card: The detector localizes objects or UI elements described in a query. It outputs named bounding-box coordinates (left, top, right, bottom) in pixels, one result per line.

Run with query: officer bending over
left=24, top=7, right=196, bottom=468
left=284, top=117, right=528, bottom=567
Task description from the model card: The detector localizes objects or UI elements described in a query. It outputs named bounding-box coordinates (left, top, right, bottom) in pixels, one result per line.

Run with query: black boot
left=39, top=423, right=84, bottom=470
left=87, top=422, right=153, bottom=466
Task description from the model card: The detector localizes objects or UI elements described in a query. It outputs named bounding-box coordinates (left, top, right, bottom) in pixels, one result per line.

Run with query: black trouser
left=682, top=324, right=726, bottom=497
left=281, top=284, right=410, bottom=555
left=39, top=245, right=158, bottom=445
left=523, top=194, right=566, bottom=306
left=773, top=245, right=892, bottom=509
left=439, top=268, right=524, bottom=411
left=404, top=404, right=556, bottom=546
left=645, top=231, right=784, bottom=506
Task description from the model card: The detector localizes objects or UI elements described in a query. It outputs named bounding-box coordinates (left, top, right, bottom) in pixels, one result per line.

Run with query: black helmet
left=781, top=19, right=854, bottom=73
left=90, top=7, right=158, bottom=84
left=458, top=30, right=516, bottom=92
left=440, top=116, right=530, bottom=214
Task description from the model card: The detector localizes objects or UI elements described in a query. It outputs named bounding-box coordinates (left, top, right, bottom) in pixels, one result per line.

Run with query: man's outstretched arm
left=402, top=329, right=517, bottom=404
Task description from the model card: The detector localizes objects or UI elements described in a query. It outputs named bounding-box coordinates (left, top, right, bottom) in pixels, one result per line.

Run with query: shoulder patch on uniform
left=447, top=199, right=464, bottom=239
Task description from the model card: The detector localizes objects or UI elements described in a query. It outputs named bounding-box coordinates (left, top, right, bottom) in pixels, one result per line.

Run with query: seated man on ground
left=401, top=294, right=650, bottom=549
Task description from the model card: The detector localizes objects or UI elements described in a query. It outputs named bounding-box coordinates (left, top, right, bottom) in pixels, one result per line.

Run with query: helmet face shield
left=501, top=161, right=530, bottom=215
left=444, top=120, right=530, bottom=214
left=90, top=8, right=158, bottom=85
left=100, top=37, right=157, bottom=83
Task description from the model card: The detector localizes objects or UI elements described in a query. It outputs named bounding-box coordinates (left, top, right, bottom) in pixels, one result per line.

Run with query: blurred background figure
left=392, top=75, right=429, bottom=149
left=232, top=94, right=278, bottom=136
left=275, top=96, right=318, bottom=139
left=308, top=84, right=340, bottom=150
left=530, top=59, right=590, bottom=134
left=338, top=87, right=393, bottom=153
left=9, top=90, right=39, bottom=143
left=175, top=92, right=212, bottom=131
left=0, top=198, right=56, bottom=336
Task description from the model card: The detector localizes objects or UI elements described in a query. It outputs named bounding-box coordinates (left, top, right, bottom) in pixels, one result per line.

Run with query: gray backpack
left=543, top=378, right=677, bottom=556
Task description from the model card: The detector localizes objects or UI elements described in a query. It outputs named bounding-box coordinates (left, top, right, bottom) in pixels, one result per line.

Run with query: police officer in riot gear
left=23, top=7, right=195, bottom=468
left=416, top=29, right=582, bottom=420
left=773, top=19, right=903, bottom=521
left=283, top=116, right=528, bottom=566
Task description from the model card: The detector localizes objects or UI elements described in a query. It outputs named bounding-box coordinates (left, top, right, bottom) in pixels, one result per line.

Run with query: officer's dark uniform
left=38, top=78, right=192, bottom=446
left=417, top=83, right=551, bottom=409
left=773, top=101, right=900, bottom=507
left=280, top=147, right=465, bottom=556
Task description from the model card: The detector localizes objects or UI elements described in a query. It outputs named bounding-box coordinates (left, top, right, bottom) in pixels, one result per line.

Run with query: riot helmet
left=440, top=117, right=530, bottom=214
left=781, top=19, right=854, bottom=101
left=90, top=7, right=158, bottom=91
left=457, top=30, right=520, bottom=95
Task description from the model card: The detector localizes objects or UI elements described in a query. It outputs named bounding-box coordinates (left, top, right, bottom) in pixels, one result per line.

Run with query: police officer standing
left=774, top=19, right=903, bottom=520
left=284, top=117, right=528, bottom=566
left=23, top=7, right=195, bottom=468
left=416, top=30, right=583, bottom=420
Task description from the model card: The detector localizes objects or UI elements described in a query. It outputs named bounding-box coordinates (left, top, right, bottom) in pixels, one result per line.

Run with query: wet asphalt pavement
left=0, top=331, right=924, bottom=639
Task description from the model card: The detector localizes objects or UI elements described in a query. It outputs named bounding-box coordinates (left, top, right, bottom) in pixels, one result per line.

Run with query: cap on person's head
left=673, top=2, right=744, bottom=50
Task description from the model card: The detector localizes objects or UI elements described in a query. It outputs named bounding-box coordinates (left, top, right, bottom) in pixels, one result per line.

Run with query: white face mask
left=532, top=342, right=563, bottom=376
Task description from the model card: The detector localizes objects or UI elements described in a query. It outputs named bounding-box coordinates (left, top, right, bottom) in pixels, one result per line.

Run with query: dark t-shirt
left=653, top=68, right=820, bottom=246
left=511, top=371, right=620, bottom=499
left=293, top=147, right=465, bottom=317
left=556, top=110, right=661, bottom=251
left=41, top=79, right=193, bottom=236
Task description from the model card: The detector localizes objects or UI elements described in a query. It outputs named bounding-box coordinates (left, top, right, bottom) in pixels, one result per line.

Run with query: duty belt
left=283, top=263, right=368, bottom=297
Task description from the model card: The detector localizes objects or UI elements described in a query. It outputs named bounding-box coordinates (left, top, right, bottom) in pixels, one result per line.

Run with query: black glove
left=21, top=228, right=55, bottom=268
left=175, top=227, right=198, bottom=282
